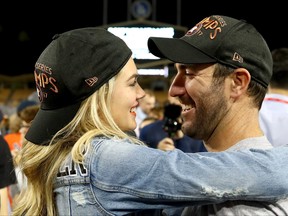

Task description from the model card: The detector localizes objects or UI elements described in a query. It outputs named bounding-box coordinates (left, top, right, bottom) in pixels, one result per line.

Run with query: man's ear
left=230, top=68, right=251, bottom=98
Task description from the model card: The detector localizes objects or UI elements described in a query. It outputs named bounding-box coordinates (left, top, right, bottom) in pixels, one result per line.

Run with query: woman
left=13, top=27, right=288, bottom=216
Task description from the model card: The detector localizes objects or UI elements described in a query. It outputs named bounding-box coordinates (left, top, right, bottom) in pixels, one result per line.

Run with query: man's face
left=169, top=63, right=229, bottom=141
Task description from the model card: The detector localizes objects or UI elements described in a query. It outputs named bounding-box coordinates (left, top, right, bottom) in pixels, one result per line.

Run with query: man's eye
left=185, top=69, right=193, bottom=75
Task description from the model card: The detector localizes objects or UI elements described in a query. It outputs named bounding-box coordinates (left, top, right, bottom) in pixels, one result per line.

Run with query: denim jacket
left=54, top=137, right=288, bottom=216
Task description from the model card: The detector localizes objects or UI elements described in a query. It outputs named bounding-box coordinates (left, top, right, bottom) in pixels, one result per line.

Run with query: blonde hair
left=13, top=74, right=145, bottom=216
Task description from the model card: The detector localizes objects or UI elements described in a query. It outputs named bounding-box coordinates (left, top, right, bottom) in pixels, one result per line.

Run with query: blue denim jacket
left=54, top=137, right=288, bottom=216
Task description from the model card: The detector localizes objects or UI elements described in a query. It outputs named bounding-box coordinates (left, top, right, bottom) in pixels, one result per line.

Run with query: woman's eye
left=130, top=77, right=138, bottom=86
left=131, top=80, right=137, bottom=86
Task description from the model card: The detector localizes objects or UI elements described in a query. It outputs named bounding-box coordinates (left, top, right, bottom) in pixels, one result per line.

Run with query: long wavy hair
left=13, top=73, right=145, bottom=216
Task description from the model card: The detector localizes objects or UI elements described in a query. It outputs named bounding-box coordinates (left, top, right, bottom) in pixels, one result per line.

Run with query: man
left=134, top=88, right=156, bottom=137
left=148, top=15, right=288, bottom=215
left=259, top=47, right=288, bottom=147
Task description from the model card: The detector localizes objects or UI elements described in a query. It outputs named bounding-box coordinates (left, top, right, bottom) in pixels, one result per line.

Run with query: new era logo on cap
left=85, top=77, right=98, bottom=87
left=232, top=52, right=244, bottom=64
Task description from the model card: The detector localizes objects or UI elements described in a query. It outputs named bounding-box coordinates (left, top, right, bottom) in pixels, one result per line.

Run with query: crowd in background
left=0, top=91, right=39, bottom=215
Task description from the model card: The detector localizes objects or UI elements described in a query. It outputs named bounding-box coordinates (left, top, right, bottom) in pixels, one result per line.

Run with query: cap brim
left=25, top=102, right=81, bottom=145
left=148, top=37, right=216, bottom=64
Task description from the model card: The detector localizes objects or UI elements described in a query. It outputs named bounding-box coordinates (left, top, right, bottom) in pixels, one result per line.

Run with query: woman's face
left=111, top=58, right=145, bottom=131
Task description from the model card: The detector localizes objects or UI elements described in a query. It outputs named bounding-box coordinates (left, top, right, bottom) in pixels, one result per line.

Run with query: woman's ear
left=230, top=68, right=251, bottom=99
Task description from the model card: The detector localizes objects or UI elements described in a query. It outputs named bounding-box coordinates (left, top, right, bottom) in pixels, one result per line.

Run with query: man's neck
left=203, top=106, right=263, bottom=152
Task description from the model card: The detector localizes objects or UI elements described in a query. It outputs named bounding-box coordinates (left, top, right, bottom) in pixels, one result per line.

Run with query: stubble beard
left=182, top=84, right=228, bottom=141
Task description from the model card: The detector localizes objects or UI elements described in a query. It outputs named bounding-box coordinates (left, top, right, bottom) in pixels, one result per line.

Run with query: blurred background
left=0, top=0, right=286, bottom=110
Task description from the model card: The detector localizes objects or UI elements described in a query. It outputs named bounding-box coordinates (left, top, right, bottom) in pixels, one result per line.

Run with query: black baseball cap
left=148, top=15, right=272, bottom=88
left=25, top=27, right=132, bottom=145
